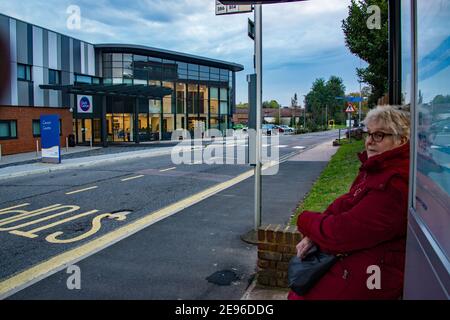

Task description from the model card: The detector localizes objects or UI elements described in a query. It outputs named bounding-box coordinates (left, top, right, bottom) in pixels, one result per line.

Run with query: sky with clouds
left=0, top=0, right=366, bottom=106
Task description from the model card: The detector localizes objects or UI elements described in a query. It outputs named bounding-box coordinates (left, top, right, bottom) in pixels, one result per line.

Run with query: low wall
left=257, top=224, right=302, bottom=288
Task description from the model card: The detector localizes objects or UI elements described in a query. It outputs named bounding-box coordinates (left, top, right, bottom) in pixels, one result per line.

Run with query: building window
left=32, top=119, right=62, bottom=137
left=75, top=74, right=100, bottom=85
left=48, top=69, right=61, bottom=85
left=32, top=120, right=40, bottom=137
left=17, top=64, right=32, bottom=81
left=0, top=120, right=17, bottom=139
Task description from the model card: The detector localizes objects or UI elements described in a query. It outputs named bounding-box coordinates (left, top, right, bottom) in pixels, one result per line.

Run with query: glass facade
left=99, top=52, right=234, bottom=141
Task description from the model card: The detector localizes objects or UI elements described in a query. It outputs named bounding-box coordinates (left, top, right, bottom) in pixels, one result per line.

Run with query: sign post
left=254, top=4, right=262, bottom=231
left=345, top=103, right=356, bottom=143
left=40, top=115, right=61, bottom=164
left=217, top=0, right=308, bottom=240
left=215, top=1, right=252, bottom=15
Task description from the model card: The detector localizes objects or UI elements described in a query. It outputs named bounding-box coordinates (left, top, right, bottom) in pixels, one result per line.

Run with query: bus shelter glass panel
left=415, top=0, right=450, bottom=258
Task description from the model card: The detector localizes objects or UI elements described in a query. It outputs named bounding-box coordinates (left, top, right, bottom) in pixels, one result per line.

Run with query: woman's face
left=364, top=121, right=403, bottom=158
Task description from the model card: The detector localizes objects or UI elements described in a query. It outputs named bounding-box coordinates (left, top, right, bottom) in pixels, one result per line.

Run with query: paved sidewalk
left=241, top=139, right=339, bottom=300
left=0, top=146, right=176, bottom=181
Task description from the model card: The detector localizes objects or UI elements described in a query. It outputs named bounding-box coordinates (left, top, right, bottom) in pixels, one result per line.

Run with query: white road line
left=188, top=161, right=203, bottom=165
left=276, top=145, right=288, bottom=148
left=159, top=167, right=176, bottom=172
left=65, top=186, right=98, bottom=195
left=121, top=175, right=145, bottom=182
left=293, top=146, right=306, bottom=149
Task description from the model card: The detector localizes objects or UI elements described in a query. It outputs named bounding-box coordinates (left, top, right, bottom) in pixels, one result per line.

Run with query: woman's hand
left=296, top=236, right=315, bottom=259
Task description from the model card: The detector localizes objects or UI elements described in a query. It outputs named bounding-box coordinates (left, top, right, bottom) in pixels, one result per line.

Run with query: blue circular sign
left=79, top=96, right=91, bottom=112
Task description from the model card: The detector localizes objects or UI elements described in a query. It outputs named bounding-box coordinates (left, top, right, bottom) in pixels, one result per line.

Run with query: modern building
left=0, top=13, right=244, bottom=155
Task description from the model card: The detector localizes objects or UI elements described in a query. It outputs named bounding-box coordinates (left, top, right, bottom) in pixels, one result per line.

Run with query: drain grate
left=206, top=270, right=239, bottom=286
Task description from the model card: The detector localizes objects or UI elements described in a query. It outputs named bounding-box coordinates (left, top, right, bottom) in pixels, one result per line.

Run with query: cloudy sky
left=0, top=0, right=365, bottom=106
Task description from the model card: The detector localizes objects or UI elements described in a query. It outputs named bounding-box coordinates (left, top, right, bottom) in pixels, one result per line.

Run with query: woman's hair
left=363, top=105, right=411, bottom=142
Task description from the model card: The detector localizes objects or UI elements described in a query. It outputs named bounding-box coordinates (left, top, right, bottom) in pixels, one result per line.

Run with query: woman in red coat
left=289, top=105, right=410, bottom=300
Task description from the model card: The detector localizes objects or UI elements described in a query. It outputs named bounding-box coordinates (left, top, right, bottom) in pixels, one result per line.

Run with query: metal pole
left=90, top=136, right=93, bottom=149
left=359, top=79, right=362, bottom=125
left=303, top=107, right=306, bottom=128
left=278, top=103, right=280, bottom=125
left=348, top=113, right=351, bottom=143
left=66, top=137, right=69, bottom=152
left=0, top=144, right=2, bottom=161
left=36, top=140, right=39, bottom=157
left=254, top=4, right=262, bottom=231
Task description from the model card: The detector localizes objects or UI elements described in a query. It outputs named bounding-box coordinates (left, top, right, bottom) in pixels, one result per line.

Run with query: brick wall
left=0, top=106, right=73, bottom=155
left=257, top=224, right=302, bottom=288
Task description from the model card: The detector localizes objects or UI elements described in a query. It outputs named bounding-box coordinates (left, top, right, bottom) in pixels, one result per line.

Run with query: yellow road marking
left=0, top=203, right=31, bottom=215
left=9, top=210, right=99, bottom=239
left=0, top=205, right=79, bottom=232
left=46, top=212, right=127, bottom=244
left=159, top=167, right=176, bottom=172
left=120, top=175, right=145, bottom=182
left=65, top=186, right=98, bottom=195
left=0, top=204, right=62, bottom=226
left=0, top=168, right=254, bottom=299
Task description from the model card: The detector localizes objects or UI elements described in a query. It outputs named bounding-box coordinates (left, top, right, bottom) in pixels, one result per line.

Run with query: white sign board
left=215, top=1, right=253, bottom=15
left=77, top=95, right=93, bottom=113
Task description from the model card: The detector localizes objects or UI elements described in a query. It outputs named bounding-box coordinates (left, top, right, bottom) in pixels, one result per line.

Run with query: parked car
left=262, top=124, right=278, bottom=135
left=278, top=125, right=294, bottom=134
left=233, top=123, right=245, bottom=130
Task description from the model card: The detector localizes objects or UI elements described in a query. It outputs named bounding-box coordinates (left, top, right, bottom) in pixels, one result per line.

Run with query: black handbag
left=288, top=245, right=338, bottom=296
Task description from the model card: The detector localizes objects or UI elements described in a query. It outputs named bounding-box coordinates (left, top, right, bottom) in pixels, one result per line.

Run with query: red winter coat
left=289, top=143, right=410, bottom=300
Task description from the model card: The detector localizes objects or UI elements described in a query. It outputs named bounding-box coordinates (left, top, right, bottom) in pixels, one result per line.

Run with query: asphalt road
left=0, top=130, right=338, bottom=299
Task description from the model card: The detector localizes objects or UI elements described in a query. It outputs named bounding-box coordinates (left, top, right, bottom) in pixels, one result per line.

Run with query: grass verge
left=290, top=139, right=365, bottom=225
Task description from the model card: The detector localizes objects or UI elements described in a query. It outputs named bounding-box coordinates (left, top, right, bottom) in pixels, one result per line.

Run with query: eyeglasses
left=362, top=131, right=394, bottom=142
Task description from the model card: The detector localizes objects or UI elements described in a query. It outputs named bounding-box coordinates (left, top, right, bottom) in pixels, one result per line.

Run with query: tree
left=236, top=102, right=249, bottom=109
left=263, top=100, right=281, bottom=109
left=342, top=0, right=389, bottom=107
left=326, top=76, right=347, bottom=125
left=432, top=94, right=450, bottom=105
left=291, top=93, right=298, bottom=108
left=305, top=76, right=346, bottom=129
